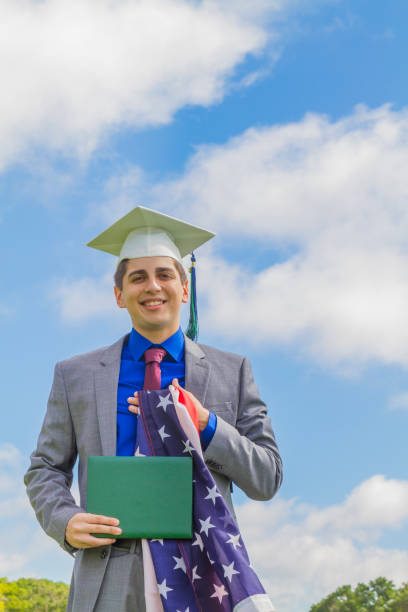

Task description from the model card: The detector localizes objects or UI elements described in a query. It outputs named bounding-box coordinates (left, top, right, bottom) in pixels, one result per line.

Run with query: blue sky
left=1, top=1, right=408, bottom=610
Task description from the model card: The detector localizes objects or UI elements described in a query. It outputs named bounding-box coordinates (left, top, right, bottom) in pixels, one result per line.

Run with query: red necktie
left=143, top=347, right=166, bottom=390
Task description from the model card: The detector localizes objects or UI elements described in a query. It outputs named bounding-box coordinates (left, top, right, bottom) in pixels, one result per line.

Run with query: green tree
left=0, top=577, right=69, bottom=612
left=391, top=583, right=408, bottom=612
left=0, top=579, right=7, bottom=612
left=309, top=584, right=356, bottom=612
left=310, top=577, right=399, bottom=611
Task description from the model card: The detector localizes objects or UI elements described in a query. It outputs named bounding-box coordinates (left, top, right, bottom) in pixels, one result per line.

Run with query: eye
left=130, top=275, right=144, bottom=283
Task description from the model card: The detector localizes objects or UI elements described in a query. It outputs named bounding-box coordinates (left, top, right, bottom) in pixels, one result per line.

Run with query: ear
left=114, top=286, right=126, bottom=309
left=181, top=279, right=189, bottom=304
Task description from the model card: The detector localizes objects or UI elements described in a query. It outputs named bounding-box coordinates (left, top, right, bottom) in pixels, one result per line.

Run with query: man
left=25, top=206, right=282, bottom=611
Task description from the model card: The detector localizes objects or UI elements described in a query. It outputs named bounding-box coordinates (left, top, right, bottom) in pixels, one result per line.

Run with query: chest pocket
left=207, top=401, right=235, bottom=426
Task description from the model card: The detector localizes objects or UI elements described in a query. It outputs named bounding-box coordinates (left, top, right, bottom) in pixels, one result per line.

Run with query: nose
left=145, top=275, right=161, bottom=291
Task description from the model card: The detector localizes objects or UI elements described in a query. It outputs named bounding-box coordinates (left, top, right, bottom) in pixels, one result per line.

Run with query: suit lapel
left=184, top=336, right=211, bottom=406
left=94, top=335, right=128, bottom=456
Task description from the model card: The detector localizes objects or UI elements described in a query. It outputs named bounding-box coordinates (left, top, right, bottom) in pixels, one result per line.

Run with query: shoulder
left=193, top=340, right=247, bottom=369
left=55, top=335, right=128, bottom=374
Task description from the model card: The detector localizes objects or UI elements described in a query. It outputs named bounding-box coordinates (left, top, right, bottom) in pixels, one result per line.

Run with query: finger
left=88, top=537, right=117, bottom=547
left=79, top=535, right=118, bottom=548
left=172, top=378, right=180, bottom=388
left=127, top=396, right=139, bottom=405
left=70, top=521, right=122, bottom=537
left=87, top=536, right=116, bottom=548
left=88, top=523, right=122, bottom=536
left=127, top=396, right=139, bottom=413
left=86, top=514, right=120, bottom=526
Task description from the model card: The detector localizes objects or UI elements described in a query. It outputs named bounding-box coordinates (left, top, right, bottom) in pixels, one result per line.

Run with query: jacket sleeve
left=24, top=362, right=84, bottom=553
left=203, top=357, right=283, bottom=501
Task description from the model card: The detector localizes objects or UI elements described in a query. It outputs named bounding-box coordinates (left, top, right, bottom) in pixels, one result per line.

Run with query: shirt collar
left=127, top=327, right=185, bottom=362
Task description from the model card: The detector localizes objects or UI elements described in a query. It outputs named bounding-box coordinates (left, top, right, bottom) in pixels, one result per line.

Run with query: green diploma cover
left=87, top=456, right=193, bottom=539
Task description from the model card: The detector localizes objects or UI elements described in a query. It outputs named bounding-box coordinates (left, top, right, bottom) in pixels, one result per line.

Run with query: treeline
left=310, top=577, right=408, bottom=611
left=2, top=575, right=408, bottom=611
left=0, top=578, right=69, bottom=611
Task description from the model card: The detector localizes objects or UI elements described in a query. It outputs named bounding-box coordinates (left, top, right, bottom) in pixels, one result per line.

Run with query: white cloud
left=0, top=443, right=72, bottom=580
left=146, top=104, right=408, bottom=369
left=0, top=442, right=24, bottom=465
left=0, top=0, right=286, bottom=169
left=195, top=248, right=408, bottom=369
left=388, top=392, right=408, bottom=411
left=0, top=443, right=34, bottom=521
left=53, top=271, right=117, bottom=322
left=89, top=165, right=151, bottom=226
left=236, top=475, right=408, bottom=612
left=153, top=104, right=408, bottom=244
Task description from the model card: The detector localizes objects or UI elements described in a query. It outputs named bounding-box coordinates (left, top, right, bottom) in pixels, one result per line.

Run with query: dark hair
left=114, top=258, right=187, bottom=290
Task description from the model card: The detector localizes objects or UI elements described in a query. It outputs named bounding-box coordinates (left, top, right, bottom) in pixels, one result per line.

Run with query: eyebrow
left=127, top=267, right=176, bottom=279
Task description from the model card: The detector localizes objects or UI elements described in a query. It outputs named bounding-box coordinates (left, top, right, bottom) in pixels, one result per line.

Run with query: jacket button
left=100, top=549, right=107, bottom=559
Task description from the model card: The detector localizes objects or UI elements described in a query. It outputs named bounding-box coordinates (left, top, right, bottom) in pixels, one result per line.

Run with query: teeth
left=144, top=300, right=162, bottom=306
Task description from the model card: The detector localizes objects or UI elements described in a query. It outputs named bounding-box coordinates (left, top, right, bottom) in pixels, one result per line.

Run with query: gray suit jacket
left=24, top=335, right=282, bottom=610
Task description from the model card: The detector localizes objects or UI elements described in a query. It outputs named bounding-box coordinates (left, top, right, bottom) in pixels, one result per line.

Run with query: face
left=114, top=256, right=188, bottom=341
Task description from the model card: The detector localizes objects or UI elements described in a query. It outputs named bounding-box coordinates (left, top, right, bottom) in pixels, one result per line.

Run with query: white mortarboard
left=86, top=206, right=215, bottom=341
left=86, top=206, right=214, bottom=264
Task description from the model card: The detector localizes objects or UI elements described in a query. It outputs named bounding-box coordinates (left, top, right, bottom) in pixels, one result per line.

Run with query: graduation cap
left=87, top=206, right=215, bottom=341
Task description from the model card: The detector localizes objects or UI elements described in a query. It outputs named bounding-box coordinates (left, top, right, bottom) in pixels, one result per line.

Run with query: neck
left=132, top=324, right=180, bottom=345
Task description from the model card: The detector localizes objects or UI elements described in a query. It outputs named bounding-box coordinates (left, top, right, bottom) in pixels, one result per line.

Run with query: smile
left=141, top=299, right=166, bottom=309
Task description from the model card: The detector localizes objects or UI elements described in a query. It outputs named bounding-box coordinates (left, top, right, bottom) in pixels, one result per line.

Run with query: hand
left=128, top=385, right=210, bottom=431
left=65, top=512, right=122, bottom=549
left=172, top=378, right=210, bottom=431
left=127, top=391, right=139, bottom=415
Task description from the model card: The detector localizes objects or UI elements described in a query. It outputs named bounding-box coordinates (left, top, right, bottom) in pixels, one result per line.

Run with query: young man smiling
left=25, top=206, right=282, bottom=612
left=114, top=257, right=189, bottom=343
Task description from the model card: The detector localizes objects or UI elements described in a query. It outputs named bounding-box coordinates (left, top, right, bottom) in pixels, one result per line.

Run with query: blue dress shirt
left=116, top=327, right=216, bottom=456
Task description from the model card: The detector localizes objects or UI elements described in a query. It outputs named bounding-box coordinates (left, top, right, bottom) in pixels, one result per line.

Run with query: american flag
left=136, top=385, right=275, bottom=612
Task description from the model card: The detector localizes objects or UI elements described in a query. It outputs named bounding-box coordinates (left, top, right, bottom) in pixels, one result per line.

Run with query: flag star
left=150, top=539, right=164, bottom=545
left=158, top=425, right=171, bottom=441
left=226, top=533, right=241, bottom=550
left=182, top=439, right=195, bottom=455
left=199, top=515, right=215, bottom=536
left=222, top=561, right=240, bottom=582
left=210, top=583, right=229, bottom=603
left=204, top=485, right=222, bottom=505
left=173, top=555, right=187, bottom=573
left=177, top=608, right=190, bottom=612
left=192, top=565, right=202, bottom=582
left=134, top=446, right=146, bottom=456
left=192, top=532, right=204, bottom=551
left=157, top=578, right=173, bottom=600
left=156, top=393, right=172, bottom=411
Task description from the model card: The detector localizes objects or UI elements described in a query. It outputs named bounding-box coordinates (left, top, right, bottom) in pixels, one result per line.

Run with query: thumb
left=172, top=378, right=180, bottom=388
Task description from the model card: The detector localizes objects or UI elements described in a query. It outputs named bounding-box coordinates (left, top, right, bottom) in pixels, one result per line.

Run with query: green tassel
left=185, top=252, right=198, bottom=342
